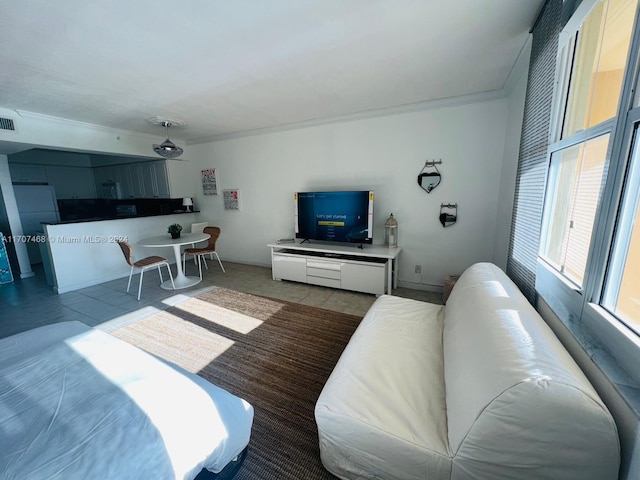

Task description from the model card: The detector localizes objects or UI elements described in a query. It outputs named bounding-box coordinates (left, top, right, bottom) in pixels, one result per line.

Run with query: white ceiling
left=0, top=1, right=543, bottom=143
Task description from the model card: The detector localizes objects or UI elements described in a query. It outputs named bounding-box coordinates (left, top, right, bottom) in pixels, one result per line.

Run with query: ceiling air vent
left=0, top=117, right=15, bottom=131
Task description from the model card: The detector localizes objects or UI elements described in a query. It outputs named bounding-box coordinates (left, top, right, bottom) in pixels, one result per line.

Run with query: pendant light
left=148, top=116, right=185, bottom=159
left=153, top=121, right=183, bottom=159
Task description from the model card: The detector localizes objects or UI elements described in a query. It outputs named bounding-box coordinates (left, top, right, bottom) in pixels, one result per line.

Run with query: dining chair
left=117, top=241, right=175, bottom=300
left=182, top=226, right=226, bottom=279
left=186, top=221, right=209, bottom=265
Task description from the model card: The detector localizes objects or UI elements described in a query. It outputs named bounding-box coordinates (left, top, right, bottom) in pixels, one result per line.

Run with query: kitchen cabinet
left=9, top=164, right=48, bottom=184
left=134, top=161, right=170, bottom=198
left=139, top=163, right=156, bottom=197
left=45, top=166, right=96, bottom=199
left=93, top=160, right=171, bottom=199
left=153, top=161, right=171, bottom=198
left=125, top=164, right=143, bottom=198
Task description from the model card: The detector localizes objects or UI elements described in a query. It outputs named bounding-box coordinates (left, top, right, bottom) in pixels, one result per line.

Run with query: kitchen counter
left=44, top=210, right=200, bottom=225
left=42, top=212, right=201, bottom=293
left=56, top=197, right=193, bottom=223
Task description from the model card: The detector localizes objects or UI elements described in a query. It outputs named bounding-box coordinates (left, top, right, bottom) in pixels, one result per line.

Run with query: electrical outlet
left=415, top=265, right=422, bottom=274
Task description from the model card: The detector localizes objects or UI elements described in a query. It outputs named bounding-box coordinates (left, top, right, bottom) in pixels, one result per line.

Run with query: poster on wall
left=223, top=189, right=241, bottom=210
left=202, top=168, right=218, bottom=195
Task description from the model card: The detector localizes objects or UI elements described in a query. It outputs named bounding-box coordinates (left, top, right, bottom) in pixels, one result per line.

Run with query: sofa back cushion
left=443, top=263, right=619, bottom=479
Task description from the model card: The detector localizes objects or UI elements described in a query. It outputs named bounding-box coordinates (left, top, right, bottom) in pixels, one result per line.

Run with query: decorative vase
left=171, top=232, right=180, bottom=239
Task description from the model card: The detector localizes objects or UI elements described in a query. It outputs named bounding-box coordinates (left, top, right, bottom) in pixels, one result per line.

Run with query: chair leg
left=127, top=266, right=134, bottom=293
left=213, top=252, right=226, bottom=273
left=165, top=262, right=175, bottom=290
left=137, top=269, right=145, bottom=301
left=157, top=265, right=164, bottom=283
left=197, top=254, right=203, bottom=280
left=182, top=252, right=186, bottom=273
left=202, top=256, right=209, bottom=270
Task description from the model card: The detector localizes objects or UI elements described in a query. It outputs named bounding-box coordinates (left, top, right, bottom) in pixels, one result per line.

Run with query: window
left=603, top=124, right=640, bottom=333
left=540, top=134, right=609, bottom=286
left=540, top=0, right=638, bottom=288
left=560, top=0, right=637, bottom=139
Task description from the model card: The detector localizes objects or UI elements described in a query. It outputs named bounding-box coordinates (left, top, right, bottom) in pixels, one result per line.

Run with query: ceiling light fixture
left=149, top=117, right=185, bottom=159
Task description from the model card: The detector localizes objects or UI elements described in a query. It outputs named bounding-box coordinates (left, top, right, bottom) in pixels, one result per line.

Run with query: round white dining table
left=138, top=232, right=210, bottom=290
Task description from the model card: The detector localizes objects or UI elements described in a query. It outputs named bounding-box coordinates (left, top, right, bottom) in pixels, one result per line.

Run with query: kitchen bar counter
left=55, top=197, right=192, bottom=223
left=44, top=210, right=200, bottom=225
left=42, top=213, right=201, bottom=293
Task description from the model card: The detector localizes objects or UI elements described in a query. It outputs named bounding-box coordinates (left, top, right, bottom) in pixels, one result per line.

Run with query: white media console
left=268, top=242, right=402, bottom=295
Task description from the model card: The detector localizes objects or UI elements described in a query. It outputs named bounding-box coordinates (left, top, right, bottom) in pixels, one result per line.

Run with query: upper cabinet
left=9, top=163, right=95, bottom=199
left=45, top=166, right=96, bottom=199
left=94, top=160, right=171, bottom=199
left=11, top=158, right=181, bottom=201
left=9, top=164, right=47, bottom=183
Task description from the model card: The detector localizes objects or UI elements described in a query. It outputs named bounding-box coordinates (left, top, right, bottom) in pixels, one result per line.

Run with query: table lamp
left=182, top=197, right=193, bottom=212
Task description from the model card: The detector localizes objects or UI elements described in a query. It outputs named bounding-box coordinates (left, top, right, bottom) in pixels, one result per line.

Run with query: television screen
left=295, top=191, right=374, bottom=244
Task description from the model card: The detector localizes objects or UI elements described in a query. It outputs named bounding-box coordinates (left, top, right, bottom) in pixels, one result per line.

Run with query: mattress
left=0, top=321, right=253, bottom=479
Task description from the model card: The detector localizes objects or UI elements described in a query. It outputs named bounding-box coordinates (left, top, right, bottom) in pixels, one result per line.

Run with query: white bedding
left=0, top=321, right=253, bottom=479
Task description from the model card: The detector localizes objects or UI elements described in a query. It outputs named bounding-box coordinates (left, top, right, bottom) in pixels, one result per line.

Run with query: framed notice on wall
left=202, top=168, right=218, bottom=195
left=223, top=189, right=241, bottom=210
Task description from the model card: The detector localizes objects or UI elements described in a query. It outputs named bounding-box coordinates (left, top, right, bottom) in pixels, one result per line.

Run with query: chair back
left=190, top=222, right=209, bottom=234
left=203, top=226, right=221, bottom=249
left=117, top=241, right=134, bottom=267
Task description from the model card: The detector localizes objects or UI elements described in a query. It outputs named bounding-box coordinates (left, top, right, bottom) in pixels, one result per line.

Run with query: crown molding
left=187, top=89, right=508, bottom=145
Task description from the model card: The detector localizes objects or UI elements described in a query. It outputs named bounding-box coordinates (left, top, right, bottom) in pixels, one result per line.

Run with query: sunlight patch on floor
left=139, top=311, right=236, bottom=371
left=97, top=306, right=163, bottom=332
left=160, top=293, right=194, bottom=306
left=175, top=298, right=264, bottom=334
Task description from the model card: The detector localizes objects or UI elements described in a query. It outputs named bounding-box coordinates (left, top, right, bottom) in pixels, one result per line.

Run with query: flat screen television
left=294, top=190, right=374, bottom=244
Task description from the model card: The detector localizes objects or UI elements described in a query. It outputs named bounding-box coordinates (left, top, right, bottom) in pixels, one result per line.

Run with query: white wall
left=493, top=38, right=531, bottom=270
left=187, top=96, right=517, bottom=290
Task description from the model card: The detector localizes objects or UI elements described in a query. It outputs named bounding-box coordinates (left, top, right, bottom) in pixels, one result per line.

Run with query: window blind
left=506, top=0, right=562, bottom=303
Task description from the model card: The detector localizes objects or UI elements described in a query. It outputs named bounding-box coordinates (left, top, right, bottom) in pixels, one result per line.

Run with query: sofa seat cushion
left=315, top=295, right=449, bottom=480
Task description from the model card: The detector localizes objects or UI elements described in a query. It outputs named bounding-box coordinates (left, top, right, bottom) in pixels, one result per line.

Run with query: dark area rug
left=111, top=287, right=363, bottom=479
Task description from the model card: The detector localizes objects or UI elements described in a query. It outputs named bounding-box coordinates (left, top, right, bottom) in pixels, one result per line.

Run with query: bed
left=0, top=321, right=254, bottom=479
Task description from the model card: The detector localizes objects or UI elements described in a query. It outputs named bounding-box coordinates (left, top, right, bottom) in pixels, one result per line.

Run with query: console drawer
left=307, top=267, right=341, bottom=280
left=307, top=259, right=341, bottom=271
left=307, top=276, right=341, bottom=289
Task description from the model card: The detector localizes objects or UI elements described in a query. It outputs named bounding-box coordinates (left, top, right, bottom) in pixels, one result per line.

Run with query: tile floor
left=0, top=259, right=443, bottom=339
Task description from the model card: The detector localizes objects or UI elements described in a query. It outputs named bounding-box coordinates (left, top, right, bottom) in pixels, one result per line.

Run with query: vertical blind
left=506, top=0, right=562, bottom=303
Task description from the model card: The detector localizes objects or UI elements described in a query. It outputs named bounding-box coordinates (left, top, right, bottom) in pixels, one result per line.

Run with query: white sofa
left=315, top=262, right=620, bottom=480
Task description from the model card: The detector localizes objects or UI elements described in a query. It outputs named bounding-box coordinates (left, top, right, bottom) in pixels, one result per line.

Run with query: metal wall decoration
left=440, top=203, right=458, bottom=227
left=417, top=159, right=442, bottom=193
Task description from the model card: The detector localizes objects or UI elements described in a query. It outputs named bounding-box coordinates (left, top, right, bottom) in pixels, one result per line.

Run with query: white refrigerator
left=13, top=185, right=60, bottom=264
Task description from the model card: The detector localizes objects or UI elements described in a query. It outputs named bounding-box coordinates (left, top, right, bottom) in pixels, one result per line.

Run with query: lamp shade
left=151, top=119, right=184, bottom=159
left=183, top=197, right=193, bottom=211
